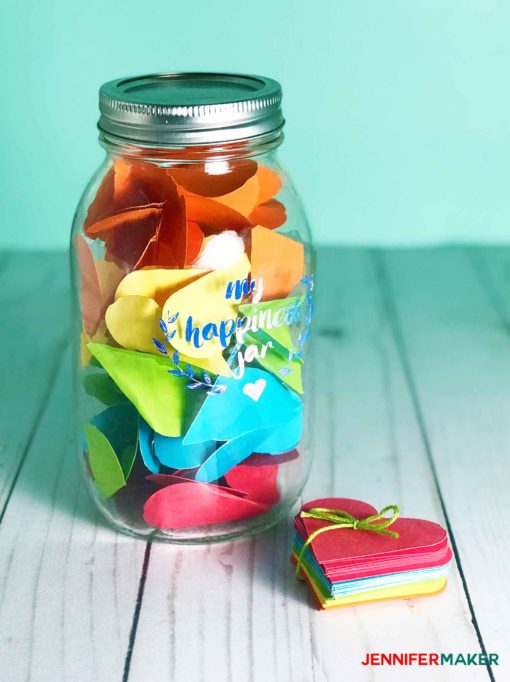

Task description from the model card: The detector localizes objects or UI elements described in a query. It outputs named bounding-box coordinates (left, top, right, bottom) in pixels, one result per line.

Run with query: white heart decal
left=242, top=378, right=266, bottom=402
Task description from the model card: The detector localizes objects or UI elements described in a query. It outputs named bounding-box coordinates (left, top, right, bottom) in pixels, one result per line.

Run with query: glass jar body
left=70, top=141, right=314, bottom=542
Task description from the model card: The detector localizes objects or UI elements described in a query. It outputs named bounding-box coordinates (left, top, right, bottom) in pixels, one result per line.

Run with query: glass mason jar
left=70, top=73, right=314, bottom=542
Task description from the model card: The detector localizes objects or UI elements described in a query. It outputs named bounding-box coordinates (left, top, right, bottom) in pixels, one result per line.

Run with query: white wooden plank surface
left=1, top=248, right=508, bottom=682
left=381, top=247, right=510, bottom=680
left=0, top=252, right=69, bottom=512
left=0, top=333, right=146, bottom=680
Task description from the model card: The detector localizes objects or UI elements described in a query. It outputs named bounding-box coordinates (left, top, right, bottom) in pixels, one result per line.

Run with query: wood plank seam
left=0, top=337, right=69, bottom=526
left=371, top=248, right=496, bottom=682
left=123, top=542, right=152, bottom=682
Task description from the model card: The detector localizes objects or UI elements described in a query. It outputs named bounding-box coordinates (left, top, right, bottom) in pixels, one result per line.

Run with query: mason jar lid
left=98, top=72, right=284, bottom=146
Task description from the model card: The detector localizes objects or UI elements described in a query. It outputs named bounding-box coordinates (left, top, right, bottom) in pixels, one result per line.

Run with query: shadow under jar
left=70, top=73, right=314, bottom=542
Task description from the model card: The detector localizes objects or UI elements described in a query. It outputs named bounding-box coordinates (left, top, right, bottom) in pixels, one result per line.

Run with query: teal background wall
left=1, top=0, right=510, bottom=249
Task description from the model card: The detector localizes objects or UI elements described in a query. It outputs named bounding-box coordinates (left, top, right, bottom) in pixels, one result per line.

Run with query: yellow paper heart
left=80, top=320, right=111, bottom=367
left=179, top=352, right=233, bottom=378
left=115, top=268, right=208, bottom=307
left=106, top=295, right=164, bottom=354
left=163, top=255, right=250, bottom=358
left=105, top=293, right=233, bottom=375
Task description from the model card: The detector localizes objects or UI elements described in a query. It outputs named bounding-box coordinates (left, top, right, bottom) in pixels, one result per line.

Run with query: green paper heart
left=83, top=423, right=127, bottom=498
left=245, top=332, right=303, bottom=393
left=88, top=343, right=199, bottom=437
left=239, top=296, right=304, bottom=360
left=83, top=371, right=128, bottom=406
left=91, top=404, right=139, bottom=479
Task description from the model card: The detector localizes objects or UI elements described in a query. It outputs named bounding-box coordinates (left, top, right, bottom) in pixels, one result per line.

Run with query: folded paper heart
left=138, top=416, right=217, bottom=473
left=225, top=460, right=280, bottom=506
left=242, top=450, right=300, bottom=467
left=184, top=195, right=253, bottom=233
left=88, top=343, right=205, bottom=437
left=146, top=472, right=247, bottom=497
left=138, top=412, right=301, bottom=484
left=84, top=159, right=205, bottom=269
left=162, top=254, right=250, bottom=359
left=83, top=404, right=138, bottom=498
left=143, top=480, right=269, bottom=529
left=238, top=296, right=305, bottom=360
left=183, top=367, right=302, bottom=445
left=256, top=166, right=282, bottom=204
left=75, top=235, right=124, bottom=336
left=250, top=226, right=304, bottom=301
left=166, top=159, right=258, bottom=197
left=292, top=498, right=452, bottom=610
left=250, top=199, right=287, bottom=229
left=114, top=267, right=208, bottom=306
left=83, top=371, right=128, bottom=406
left=193, top=412, right=303, bottom=483
left=252, top=346, right=303, bottom=394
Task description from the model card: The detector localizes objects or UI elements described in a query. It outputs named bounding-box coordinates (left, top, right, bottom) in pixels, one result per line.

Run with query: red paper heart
left=75, top=235, right=103, bottom=335
left=256, top=166, right=282, bottom=204
left=135, top=190, right=188, bottom=269
left=225, top=461, right=280, bottom=505
left=167, top=159, right=257, bottom=197
left=146, top=473, right=248, bottom=498
left=185, top=220, right=205, bottom=264
left=185, top=195, right=252, bottom=233
left=143, top=480, right=269, bottom=529
left=296, top=498, right=451, bottom=579
left=249, top=199, right=287, bottom=229
left=84, top=159, right=169, bottom=230
left=243, top=450, right=300, bottom=467
left=84, top=160, right=201, bottom=269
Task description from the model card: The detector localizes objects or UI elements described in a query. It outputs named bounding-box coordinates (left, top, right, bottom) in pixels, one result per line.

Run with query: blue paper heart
left=138, top=417, right=216, bottom=473
left=194, top=414, right=303, bottom=483
left=183, top=368, right=302, bottom=445
left=256, top=412, right=302, bottom=454
left=154, top=432, right=216, bottom=469
left=194, top=431, right=268, bottom=483
left=138, top=417, right=160, bottom=473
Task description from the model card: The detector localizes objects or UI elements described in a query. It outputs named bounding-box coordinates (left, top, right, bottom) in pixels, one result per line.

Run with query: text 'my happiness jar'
left=71, top=73, right=314, bottom=542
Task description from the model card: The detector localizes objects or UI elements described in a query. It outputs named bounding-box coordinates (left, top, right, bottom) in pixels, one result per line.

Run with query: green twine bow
left=294, top=505, right=400, bottom=579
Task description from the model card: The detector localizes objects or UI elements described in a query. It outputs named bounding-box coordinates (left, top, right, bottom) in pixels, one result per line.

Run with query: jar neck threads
left=99, top=129, right=283, bottom=163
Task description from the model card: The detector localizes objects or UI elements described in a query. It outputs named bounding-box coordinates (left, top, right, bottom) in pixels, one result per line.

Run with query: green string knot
left=295, top=504, right=400, bottom=579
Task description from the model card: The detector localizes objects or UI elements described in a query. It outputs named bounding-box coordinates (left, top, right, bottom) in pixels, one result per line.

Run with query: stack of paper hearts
left=291, top=498, right=453, bottom=609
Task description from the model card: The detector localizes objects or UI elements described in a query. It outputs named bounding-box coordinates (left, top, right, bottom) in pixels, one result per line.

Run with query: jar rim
left=98, top=72, right=285, bottom=147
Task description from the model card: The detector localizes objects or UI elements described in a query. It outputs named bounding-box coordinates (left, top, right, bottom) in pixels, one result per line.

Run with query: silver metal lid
left=98, top=72, right=284, bottom=146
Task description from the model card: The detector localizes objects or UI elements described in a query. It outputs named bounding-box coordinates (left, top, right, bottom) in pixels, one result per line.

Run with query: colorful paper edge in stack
left=291, top=498, right=453, bottom=610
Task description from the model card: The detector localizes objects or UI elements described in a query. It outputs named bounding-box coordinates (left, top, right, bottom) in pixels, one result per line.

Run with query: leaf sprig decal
left=152, top=331, right=227, bottom=396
